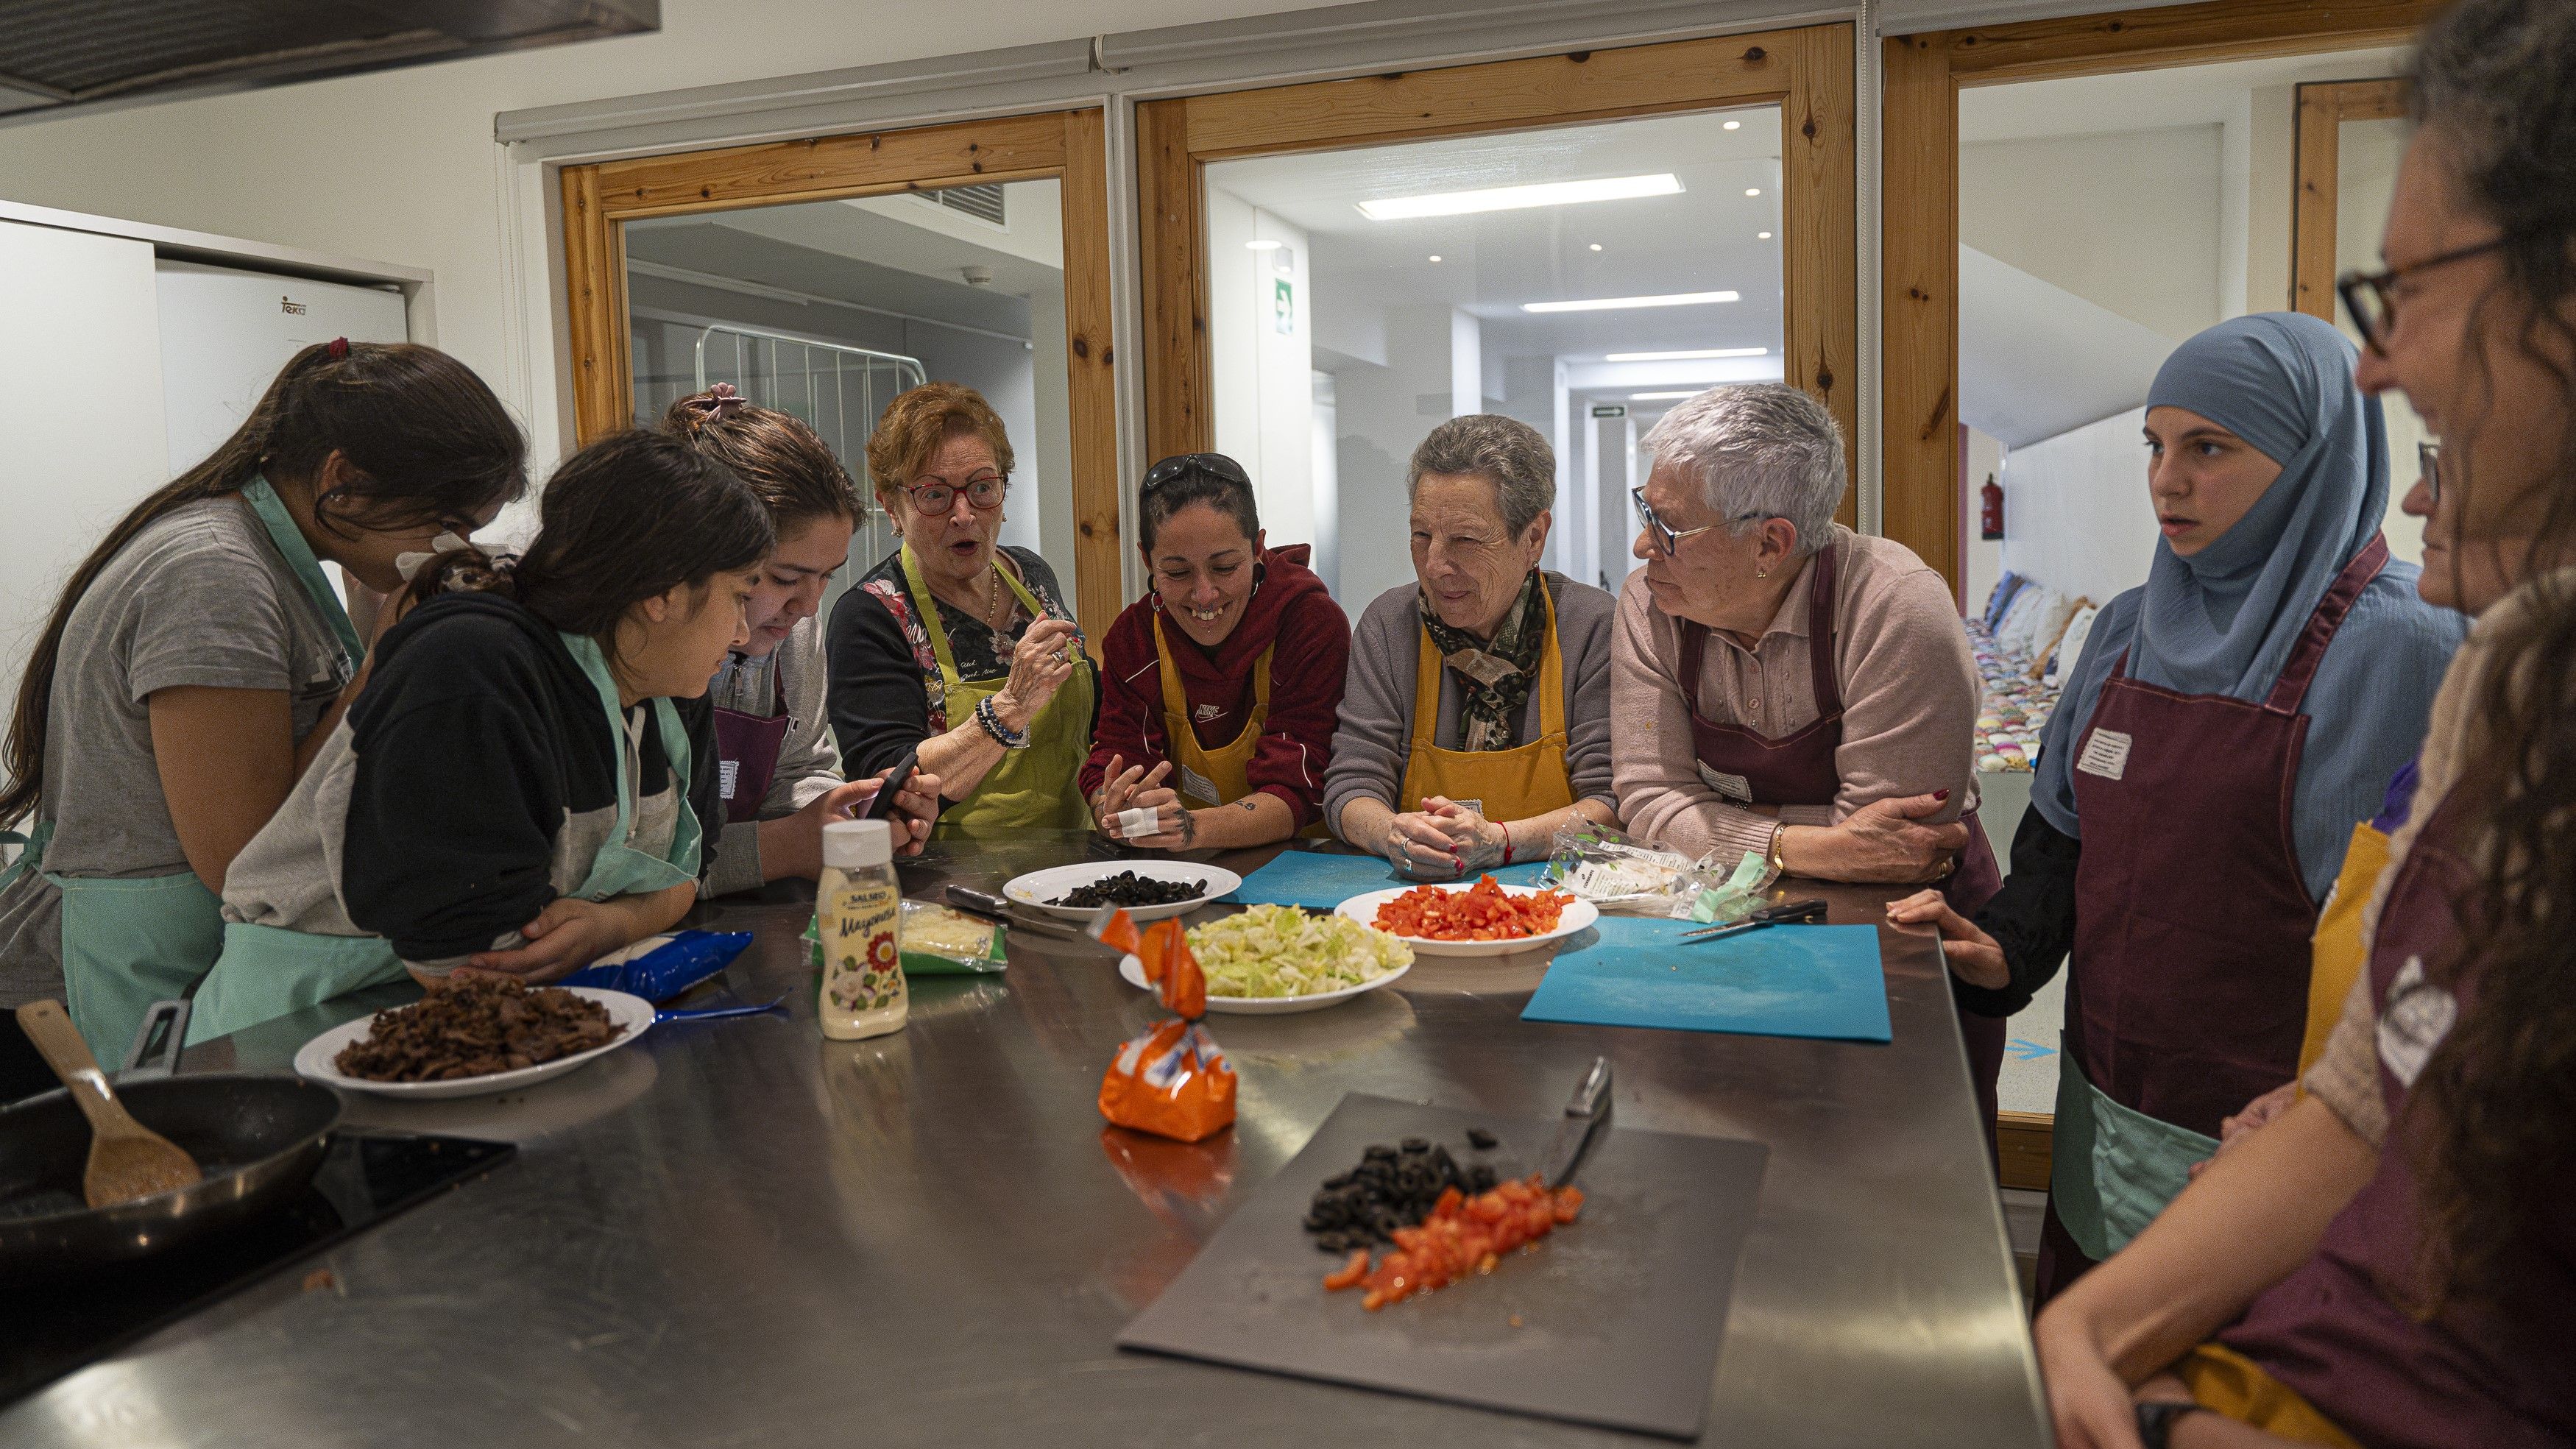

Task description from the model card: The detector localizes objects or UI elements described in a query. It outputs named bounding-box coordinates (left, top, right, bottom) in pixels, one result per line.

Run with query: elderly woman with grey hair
left=1613, top=383, right=2006, bottom=1131
left=1326, top=414, right=1620, bottom=878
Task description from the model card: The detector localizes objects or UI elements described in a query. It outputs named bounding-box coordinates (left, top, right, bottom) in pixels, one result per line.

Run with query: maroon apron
left=1677, top=539, right=2009, bottom=1143
left=712, top=658, right=793, bottom=826
left=2038, top=535, right=2389, bottom=1299
left=2220, top=793, right=2576, bottom=1448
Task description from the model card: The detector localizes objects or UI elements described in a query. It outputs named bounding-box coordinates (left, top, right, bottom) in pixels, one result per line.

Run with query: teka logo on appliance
left=280, top=296, right=308, bottom=315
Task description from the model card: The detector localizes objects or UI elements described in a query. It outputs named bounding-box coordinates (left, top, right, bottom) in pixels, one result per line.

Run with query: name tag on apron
left=719, top=759, right=740, bottom=802
left=2076, top=728, right=2134, bottom=781
left=1178, top=764, right=1220, bottom=805
left=2377, top=956, right=2458, bottom=1088
left=1695, top=763, right=1754, bottom=802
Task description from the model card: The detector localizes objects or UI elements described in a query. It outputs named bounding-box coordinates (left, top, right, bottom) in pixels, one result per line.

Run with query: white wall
left=1999, top=408, right=2155, bottom=608
left=1206, top=185, right=1317, bottom=553
left=1961, top=124, right=2226, bottom=343
left=0, top=222, right=171, bottom=691
left=0, top=0, right=1350, bottom=470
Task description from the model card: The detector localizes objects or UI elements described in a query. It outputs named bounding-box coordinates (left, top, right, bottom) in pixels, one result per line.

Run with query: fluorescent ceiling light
left=1630, top=392, right=1700, bottom=401
left=1523, top=290, right=1738, bottom=313
left=1358, top=172, right=1681, bottom=221
left=1722, top=120, right=1742, bottom=130
left=1604, top=347, right=1768, bottom=361
left=1245, top=239, right=1283, bottom=251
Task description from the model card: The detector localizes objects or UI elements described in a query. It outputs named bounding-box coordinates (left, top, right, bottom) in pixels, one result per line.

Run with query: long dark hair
left=2401, top=0, right=2576, bottom=1325
left=404, top=430, right=773, bottom=662
left=660, top=387, right=862, bottom=532
left=0, top=341, right=526, bottom=829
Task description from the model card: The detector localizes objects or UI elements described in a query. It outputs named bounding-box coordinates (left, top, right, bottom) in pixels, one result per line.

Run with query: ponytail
left=659, top=384, right=862, bottom=532
left=0, top=341, right=526, bottom=828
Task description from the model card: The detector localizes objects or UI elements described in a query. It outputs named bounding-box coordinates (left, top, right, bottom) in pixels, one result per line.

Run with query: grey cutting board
left=1117, top=1093, right=1769, bottom=1440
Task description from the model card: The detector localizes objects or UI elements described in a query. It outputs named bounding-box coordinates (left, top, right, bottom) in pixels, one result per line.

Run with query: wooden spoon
left=15, top=1000, right=203, bottom=1208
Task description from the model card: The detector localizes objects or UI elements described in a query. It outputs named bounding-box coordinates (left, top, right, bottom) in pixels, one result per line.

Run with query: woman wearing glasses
left=1081, top=453, right=1349, bottom=850
left=2020, top=5, right=2576, bottom=1443
left=1324, top=415, right=1620, bottom=879
left=825, top=383, right=1095, bottom=839
left=1612, top=383, right=2002, bottom=1129
left=1889, top=312, right=2463, bottom=1304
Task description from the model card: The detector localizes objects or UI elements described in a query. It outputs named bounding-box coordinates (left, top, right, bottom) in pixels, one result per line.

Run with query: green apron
left=899, top=545, right=1094, bottom=839
left=2049, top=1053, right=2222, bottom=1261
left=187, top=632, right=702, bottom=1044
left=0, top=478, right=361, bottom=1060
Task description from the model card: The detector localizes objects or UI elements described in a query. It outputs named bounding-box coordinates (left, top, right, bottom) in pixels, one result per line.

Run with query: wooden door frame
left=1882, top=0, right=2444, bottom=604
left=559, top=108, right=1125, bottom=641
left=2293, top=77, right=2413, bottom=322
left=1138, top=23, right=1859, bottom=517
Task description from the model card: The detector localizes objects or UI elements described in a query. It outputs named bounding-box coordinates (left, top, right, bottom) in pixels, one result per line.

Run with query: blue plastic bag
left=562, top=929, right=751, bottom=1002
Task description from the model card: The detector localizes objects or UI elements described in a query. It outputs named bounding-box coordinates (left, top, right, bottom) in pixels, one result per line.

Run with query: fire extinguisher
left=1980, top=474, right=2005, bottom=541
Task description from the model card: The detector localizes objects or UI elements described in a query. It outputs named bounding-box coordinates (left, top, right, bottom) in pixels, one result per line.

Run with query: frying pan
left=0, top=1001, right=342, bottom=1274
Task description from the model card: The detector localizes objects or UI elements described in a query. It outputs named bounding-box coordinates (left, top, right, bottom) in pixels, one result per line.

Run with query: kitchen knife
left=942, top=885, right=1098, bottom=940
left=1540, top=1055, right=1613, bottom=1188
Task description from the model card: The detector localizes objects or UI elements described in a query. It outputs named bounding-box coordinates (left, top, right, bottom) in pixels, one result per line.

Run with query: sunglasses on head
left=1142, top=453, right=1253, bottom=495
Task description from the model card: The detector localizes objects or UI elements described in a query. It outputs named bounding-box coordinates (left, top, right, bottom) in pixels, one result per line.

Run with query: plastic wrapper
left=1538, top=822, right=1780, bottom=919
left=802, top=901, right=1008, bottom=976
left=1091, top=909, right=1236, bottom=1143
left=562, top=929, right=751, bottom=1001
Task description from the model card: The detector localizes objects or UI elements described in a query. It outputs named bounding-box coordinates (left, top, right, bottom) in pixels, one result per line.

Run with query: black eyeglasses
left=1142, top=452, right=1253, bottom=495
left=2418, top=439, right=2442, bottom=506
left=2338, top=236, right=2511, bottom=356
left=1632, top=487, right=1765, bottom=557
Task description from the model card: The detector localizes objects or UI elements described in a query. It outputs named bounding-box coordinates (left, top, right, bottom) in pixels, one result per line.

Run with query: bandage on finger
left=1118, top=806, right=1163, bottom=840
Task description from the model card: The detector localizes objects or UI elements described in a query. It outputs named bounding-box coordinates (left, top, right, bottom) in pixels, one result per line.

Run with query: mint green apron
left=2049, top=1053, right=2223, bottom=1261
left=0, top=478, right=361, bottom=1060
left=187, top=632, right=702, bottom=1044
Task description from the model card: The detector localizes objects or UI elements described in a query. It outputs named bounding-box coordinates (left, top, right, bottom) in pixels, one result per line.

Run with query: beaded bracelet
left=975, top=695, right=1028, bottom=749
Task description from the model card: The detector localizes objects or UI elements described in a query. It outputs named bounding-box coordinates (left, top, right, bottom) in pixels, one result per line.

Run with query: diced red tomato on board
left=1320, top=1173, right=1585, bottom=1310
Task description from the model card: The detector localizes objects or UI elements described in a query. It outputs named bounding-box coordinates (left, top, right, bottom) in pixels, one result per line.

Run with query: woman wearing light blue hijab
left=1889, top=312, right=2463, bottom=1300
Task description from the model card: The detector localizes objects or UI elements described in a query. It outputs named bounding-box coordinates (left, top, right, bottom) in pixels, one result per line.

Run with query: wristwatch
left=2135, top=1399, right=2209, bottom=1449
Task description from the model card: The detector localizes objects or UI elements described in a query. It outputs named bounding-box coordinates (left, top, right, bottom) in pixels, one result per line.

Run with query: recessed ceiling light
left=1745, top=188, right=1762, bottom=197
left=1245, top=239, right=1283, bottom=251
left=1588, top=243, right=1603, bottom=252
left=1723, top=120, right=1742, bottom=131
left=1429, top=255, right=1443, bottom=263
left=1357, top=172, right=1682, bottom=221
left=1605, top=347, right=1769, bottom=361
left=1523, top=290, right=1738, bottom=313
left=1631, top=391, right=1700, bottom=401
left=1758, top=231, right=1773, bottom=239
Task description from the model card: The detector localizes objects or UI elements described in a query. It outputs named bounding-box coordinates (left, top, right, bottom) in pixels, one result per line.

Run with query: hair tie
left=684, top=383, right=748, bottom=426
left=327, top=337, right=350, bottom=361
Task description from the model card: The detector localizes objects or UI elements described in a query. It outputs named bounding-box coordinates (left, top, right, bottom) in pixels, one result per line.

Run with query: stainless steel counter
left=5, top=837, right=2047, bottom=1448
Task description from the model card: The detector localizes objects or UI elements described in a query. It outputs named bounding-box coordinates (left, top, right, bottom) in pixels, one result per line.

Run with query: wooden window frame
left=1883, top=1, right=2444, bottom=1180
left=558, top=109, right=1125, bottom=641
left=1882, top=0, right=2445, bottom=603
left=1137, top=24, right=1859, bottom=522
left=2293, top=77, right=2413, bottom=322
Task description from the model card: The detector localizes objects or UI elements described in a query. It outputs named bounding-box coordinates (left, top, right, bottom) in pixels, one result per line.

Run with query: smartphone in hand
left=859, top=747, right=921, bottom=823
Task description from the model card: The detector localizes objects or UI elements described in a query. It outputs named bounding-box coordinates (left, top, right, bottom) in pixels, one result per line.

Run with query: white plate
left=293, top=988, right=654, bottom=1100
left=1117, top=952, right=1412, bottom=1016
left=1334, top=883, right=1599, bottom=957
left=1003, top=861, right=1242, bottom=921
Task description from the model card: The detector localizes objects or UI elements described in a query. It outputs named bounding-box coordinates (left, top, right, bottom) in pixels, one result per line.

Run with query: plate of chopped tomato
left=1337, top=874, right=1597, bottom=957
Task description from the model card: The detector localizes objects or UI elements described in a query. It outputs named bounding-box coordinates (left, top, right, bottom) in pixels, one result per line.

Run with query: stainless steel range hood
left=0, top=0, right=659, bottom=125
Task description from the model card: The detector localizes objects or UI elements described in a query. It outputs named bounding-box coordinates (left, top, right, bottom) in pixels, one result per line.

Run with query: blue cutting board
left=1222, top=849, right=1553, bottom=910
left=1521, top=918, right=1892, bottom=1044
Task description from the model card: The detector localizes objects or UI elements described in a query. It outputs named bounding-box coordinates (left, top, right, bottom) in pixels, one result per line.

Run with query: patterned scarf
left=1420, top=570, right=1547, bottom=751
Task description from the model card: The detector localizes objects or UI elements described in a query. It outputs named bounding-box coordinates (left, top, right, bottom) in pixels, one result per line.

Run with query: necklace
left=986, top=559, right=1007, bottom=630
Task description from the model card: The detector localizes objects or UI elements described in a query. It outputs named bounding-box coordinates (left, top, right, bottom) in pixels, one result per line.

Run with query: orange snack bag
left=1094, top=911, right=1236, bottom=1142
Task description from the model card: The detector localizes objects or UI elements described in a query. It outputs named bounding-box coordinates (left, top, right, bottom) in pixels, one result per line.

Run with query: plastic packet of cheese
left=1091, top=909, right=1236, bottom=1142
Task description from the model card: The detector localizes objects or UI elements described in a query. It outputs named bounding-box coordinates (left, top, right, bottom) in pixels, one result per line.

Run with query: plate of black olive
left=1002, top=862, right=1242, bottom=922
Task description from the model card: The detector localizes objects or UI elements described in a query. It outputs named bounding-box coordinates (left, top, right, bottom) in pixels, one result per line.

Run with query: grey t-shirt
left=0, top=497, right=352, bottom=1002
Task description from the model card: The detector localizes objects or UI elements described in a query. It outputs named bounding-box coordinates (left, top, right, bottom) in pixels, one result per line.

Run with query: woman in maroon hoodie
left=1081, top=453, right=1350, bottom=851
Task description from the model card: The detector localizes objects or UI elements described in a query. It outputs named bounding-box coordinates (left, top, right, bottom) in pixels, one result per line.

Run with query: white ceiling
left=1959, top=44, right=2412, bottom=144
left=1209, top=107, right=1786, bottom=372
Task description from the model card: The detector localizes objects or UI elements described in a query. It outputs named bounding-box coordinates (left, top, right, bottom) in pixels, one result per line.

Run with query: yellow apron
left=189, top=632, right=704, bottom=1044
left=902, top=545, right=1094, bottom=839
left=0, top=477, right=361, bottom=1060
left=2297, top=821, right=2392, bottom=1080
left=1393, top=581, right=1575, bottom=823
left=1150, top=614, right=1326, bottom=839
left=2175, top=1343, right=2362, bottom=1448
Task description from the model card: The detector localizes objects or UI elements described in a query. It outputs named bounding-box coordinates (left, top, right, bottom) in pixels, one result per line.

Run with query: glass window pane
left=622, top=179, right=1075, bottom=625
left=2336, top=113, right=2430, bottom=563
left=1202, top=107, right=1786, bottom=606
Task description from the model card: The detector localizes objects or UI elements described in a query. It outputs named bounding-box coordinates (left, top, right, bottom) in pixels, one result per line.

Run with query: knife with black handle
left=1540, top=1055, right=1613, bottom=1188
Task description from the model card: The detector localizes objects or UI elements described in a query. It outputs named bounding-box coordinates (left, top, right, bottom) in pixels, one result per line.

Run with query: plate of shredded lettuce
left=1117, top=904, right=1414, bottom=1014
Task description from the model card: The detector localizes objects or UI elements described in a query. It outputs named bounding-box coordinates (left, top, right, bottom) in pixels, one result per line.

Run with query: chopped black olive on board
left=1303, top=1133, right=1498, bottom=1251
